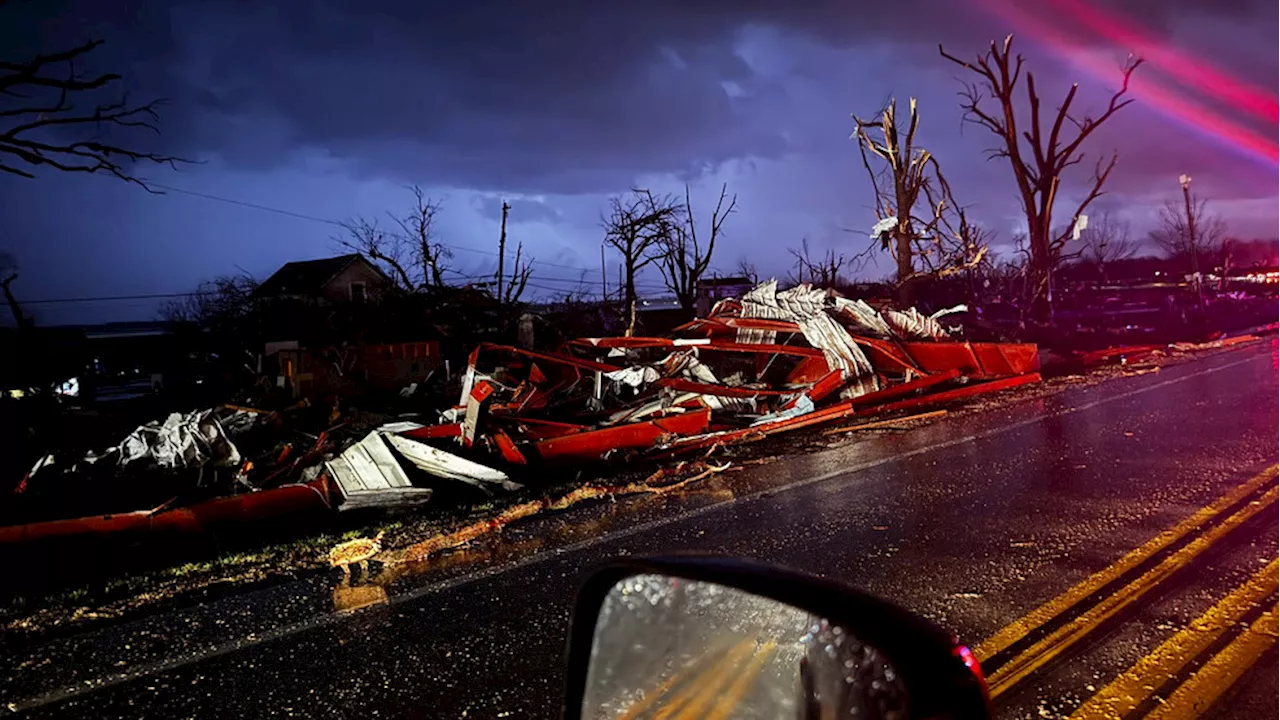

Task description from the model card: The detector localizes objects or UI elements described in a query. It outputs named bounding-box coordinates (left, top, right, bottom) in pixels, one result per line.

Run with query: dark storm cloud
left=8, top=0, right=1272, bottom=196
left=471, top=197, right=563, bottom=225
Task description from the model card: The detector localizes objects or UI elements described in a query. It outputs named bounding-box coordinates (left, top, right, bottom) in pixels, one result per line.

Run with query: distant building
left=253, top=253, right=391, bottom=305
left=695, top=276, right=754, bottom=316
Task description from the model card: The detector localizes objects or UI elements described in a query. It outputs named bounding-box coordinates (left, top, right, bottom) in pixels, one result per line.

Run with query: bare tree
left=498, top=242, right=534, bottom=305
left=788, top=238, right=847, bottom=287
left=853, top=98, right=988, bottom=304
left=335, top=217, right=415, bottom=291
left=1, top=251, right=31, bottom=329
left=735, top=257, right=760, bottom=285
left=391, top=186, right=451, bottom=288
left=335, top=186, right=452, bottom=291
left=1149, top=196, right=1227, bottom=269
left=656, top=183, right=737, bottom=312
left=1, top=28, right=189, bottom=188
left=602, top=188, right=681, bottom=332
left=1075, top=210, right=1136, bottom=281
left=940, top=36, right=1143, bottom=321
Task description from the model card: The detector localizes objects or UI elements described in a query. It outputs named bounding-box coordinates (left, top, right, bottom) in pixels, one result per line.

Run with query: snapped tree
left=655, top=183, right=737, bottom=312
left=788, top=238, right=848, bottom=287
left=940, top=36, right=1142, bottom=321
left=494, top=200, right=533, bottom=306
left=335, top=185, right=452, bottom=291
left=602, top=188, right=681, bottom=334
left=853, top=98, right=987, bottom=304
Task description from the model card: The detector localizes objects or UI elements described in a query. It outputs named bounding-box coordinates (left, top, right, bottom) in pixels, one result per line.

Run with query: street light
left=1179, top=174, right=1203, bottom=306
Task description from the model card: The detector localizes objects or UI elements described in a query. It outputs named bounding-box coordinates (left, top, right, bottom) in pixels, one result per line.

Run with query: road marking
left=4, top=348, right=1267, bottom=715
left=985, top=485, right=1278, bottom=697
left=655, top=638, right=756, bottom=720
left=617, top=637, right=738, bottom=720
left=1145, top=604, right=1279, bottom=720
left=976, top=464, right=1279, bottom=661
left=702, top=641, right=777, bottom=720
left=1068, top=558, right=1279, bottom=719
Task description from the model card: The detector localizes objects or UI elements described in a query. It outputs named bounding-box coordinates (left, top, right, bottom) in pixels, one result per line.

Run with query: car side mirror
left=562, top=556, right=991, bottom=720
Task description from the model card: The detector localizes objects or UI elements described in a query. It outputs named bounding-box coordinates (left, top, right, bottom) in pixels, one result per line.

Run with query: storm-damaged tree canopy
left=334, top=185, right=453, bottom=292
left=940, top=35, right=1142, bottom=321
left=1149, top=192, right=1227, bottom=269
left=0, top=13, right=188, bottom=188
left=655, top=183, right=736, bottom=312
left=853, top=98, right=987, bottom=304
left=603, top=188, right=681, bottom=332
left=788, top=238, right=848, bottom=287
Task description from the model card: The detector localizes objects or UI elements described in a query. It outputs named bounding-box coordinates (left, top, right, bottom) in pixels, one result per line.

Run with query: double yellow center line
left=976, top=464, right=1278, bottom=713
left=621, top=636, right=778, bottom=720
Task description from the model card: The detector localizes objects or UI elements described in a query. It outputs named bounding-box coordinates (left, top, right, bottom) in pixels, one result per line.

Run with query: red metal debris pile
left=2, top=282, right=1041, bottom=553
left=401, top=281, right=1041, bottom=477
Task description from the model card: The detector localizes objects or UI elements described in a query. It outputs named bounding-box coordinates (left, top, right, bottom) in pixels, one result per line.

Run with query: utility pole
left=1179, top=174, right=1202, bottom=306
left=600, top=244, right=608, bottom=303
left=497, top=201, right=510, bottom=301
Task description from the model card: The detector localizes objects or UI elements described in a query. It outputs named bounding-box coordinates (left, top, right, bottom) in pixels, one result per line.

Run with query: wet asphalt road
left=4, top=340, right=1278, bottom=719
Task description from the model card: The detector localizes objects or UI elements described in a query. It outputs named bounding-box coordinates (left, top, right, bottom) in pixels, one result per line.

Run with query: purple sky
left=2, top=0, right=1276, bottom=325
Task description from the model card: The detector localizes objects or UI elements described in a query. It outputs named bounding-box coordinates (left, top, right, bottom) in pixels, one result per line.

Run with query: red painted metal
left=900, top=342, right=1040, bottom=379
left=491, top=431, right=528, bottom=465
left=784, top=356, right=835, bottom=384
left=802, top=370, right=846, bottom=405
left=0, top=479, right=333, bottom=547
left=533, top=408, right=711, bottom=464
left=674, top=317, right=804, bottom=336
left=652, top=372, right=1040, bottom=460
left=1075, top=344, right=1163, bottom=367
left=399, top=423, right=463, bottom=440
left=845, top=369, right=962, bottom=408
left=860, top=373, right=1041, bottom=415
left=851, top=336, right=923, bottom=375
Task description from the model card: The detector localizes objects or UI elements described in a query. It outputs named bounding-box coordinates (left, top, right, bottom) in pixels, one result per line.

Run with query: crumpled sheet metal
left=400, top=280, right=1038, bottom=479
left=882, top=305, right=968, bottom=340
left=105, top=408, right=252, bottom=470
left=739, top=281, right=877, bottom=391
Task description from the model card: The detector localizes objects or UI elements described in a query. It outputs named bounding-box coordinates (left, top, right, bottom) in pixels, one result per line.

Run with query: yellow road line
left=986, top=485, right=1278, bottom=698
left=1069, top=558, right=1279, bottom=719
left=653, top=638, right=756, bottom=720
left=977, top=464, right=1278, bottom=661
left=703, top=641, right=779, bottom=720
left=1147, top=603, right=1279, bottom=720
left=618, top=637, right=738, bottom=720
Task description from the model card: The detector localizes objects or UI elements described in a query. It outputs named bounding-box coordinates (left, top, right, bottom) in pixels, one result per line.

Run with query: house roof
left=255, top=254, right=379, bottom=297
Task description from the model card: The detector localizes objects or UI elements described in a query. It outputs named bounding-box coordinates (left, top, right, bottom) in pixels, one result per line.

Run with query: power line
left=23, top=291, right=203, bottom=305
left=22, top=274, right=672, bottom=305
left=147, top=181, right=606, bottom=275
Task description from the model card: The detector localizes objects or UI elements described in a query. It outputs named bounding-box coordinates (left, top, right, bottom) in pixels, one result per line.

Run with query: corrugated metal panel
left=325, top=431, right=416, bottom=500
left=383, top=434, right=520, bottom=493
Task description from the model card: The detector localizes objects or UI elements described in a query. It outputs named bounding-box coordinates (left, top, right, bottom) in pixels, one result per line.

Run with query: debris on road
left=414, top=281, right=1039, bottom=475
left=822, top=410, right=950, bottom=436
left=2, top=281, right=1048, bottom=554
